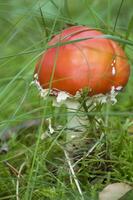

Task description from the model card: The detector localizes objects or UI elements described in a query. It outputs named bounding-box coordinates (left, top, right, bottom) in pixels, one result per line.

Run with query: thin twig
left=4, top=161, right=23, bottom=177
left=64, top=150, right=84, bottom=200
left=16, top=162, right=26, bottom=200
left=0, top=119, right=46, bottom=142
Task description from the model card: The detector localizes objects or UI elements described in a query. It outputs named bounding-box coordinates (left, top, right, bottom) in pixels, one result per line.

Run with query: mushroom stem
left=65, top=99, right=87, bottom=153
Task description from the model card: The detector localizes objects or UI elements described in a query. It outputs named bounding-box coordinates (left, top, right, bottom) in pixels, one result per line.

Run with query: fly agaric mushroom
left=35, top=25, right=130, bottom=97
left=34, top=25, right=130, bottom=146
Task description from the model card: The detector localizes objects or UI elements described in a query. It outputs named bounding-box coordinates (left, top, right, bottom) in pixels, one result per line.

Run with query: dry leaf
left=99, top=182, right=132, bottom=200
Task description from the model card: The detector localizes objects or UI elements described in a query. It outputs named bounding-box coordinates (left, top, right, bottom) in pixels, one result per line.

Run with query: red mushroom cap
left=35, top=26, right=130, bottom=96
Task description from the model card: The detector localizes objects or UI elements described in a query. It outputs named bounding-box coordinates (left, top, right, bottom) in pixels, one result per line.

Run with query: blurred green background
left=0, top=0, right=133, bottom=199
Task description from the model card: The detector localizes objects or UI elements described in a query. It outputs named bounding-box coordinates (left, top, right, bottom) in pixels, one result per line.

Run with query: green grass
left=0, top=0, right=133, bottom=199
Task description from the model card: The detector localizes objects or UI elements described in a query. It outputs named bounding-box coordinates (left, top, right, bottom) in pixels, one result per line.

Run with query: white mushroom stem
left=64, top=99, right=86, bottom=144
left=53, top=96, right=88, bottom=152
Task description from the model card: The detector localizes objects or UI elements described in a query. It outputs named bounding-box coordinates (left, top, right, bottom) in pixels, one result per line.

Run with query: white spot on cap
left=112, top=67, right=116, bottom=76
left=116, top=86, right=123, bottom=91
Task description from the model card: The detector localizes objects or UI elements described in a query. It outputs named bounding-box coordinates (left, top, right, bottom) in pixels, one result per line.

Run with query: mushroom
left=34, top=25, right=130, bottom=150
